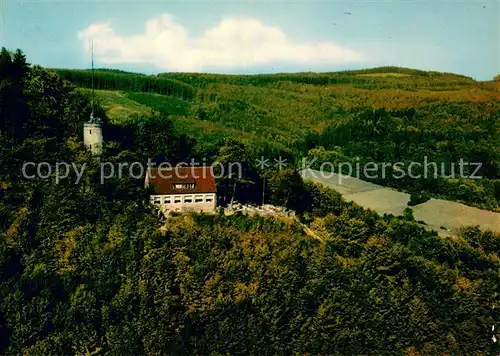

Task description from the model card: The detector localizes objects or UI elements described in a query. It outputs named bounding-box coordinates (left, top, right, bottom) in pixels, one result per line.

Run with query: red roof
left=145, top=166, right=216, bottom=195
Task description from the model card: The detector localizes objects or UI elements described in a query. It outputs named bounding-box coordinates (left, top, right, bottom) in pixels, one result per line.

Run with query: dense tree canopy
left=52, top=68, right=195, bottom=100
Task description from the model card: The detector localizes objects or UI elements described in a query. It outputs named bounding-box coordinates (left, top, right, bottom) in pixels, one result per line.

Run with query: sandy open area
left=301, top=169, right=500, bottom=235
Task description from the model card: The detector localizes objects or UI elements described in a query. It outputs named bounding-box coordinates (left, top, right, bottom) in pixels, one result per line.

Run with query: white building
left=145, top=166, right=217, bottom=214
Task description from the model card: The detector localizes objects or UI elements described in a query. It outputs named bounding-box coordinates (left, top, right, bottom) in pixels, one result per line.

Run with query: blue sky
left=2, top=0, right=498, bottom=80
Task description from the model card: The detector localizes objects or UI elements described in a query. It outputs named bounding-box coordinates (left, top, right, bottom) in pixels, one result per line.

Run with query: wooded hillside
left=1, top=48, right=498, bottom=354
left=51, top=64, right=500, bottom=210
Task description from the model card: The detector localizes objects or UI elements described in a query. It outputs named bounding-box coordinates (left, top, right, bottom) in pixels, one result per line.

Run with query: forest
left=1, top=48, right=499, bottom=354
left=52, top=68, right=196, bottom=100
left=51, top=63, right=500, bottom=210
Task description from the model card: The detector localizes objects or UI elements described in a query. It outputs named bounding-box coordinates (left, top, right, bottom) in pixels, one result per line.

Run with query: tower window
left=90, top=130, right=92, bottom=134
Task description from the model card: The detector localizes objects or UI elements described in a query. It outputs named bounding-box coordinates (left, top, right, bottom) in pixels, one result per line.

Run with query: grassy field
left=79, top=89, right=152, bottom=124
left=123, top=92, right=190, bottom=116
left=84, top=88, right=289, bottom=154
left=302, top=169, right=500, bottom=235
left=80, top=89, right=190, bottom=121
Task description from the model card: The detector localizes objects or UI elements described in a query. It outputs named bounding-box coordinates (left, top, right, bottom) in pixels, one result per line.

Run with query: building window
left=174, top=198, right=181, bottom=203
left=195, top=197, right=203, bottom=203
left=172, top=183, right=195, bottom=190
left=205, top=198, right=213, bottom=203
left=154, top=198, right=161, bottom=204
left=164, top=197, right=171, bottom=204
left=184, top=198, right=192, bottom=203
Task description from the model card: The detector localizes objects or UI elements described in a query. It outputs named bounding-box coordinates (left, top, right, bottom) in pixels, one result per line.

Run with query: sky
left=1, top=0, right=499, bottom=80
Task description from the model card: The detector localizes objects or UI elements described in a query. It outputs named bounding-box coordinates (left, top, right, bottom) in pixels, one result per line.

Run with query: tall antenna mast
left=91, top=39, right=95, bottom=118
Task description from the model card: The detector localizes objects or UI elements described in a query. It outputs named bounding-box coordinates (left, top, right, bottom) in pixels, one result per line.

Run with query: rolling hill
left=50, top=66, right=500, bottom=209
left=53, top=66, right=498, bottom=148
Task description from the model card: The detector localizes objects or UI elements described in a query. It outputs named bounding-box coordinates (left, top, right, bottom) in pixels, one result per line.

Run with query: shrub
left=408, top=192, right=430, bottom=206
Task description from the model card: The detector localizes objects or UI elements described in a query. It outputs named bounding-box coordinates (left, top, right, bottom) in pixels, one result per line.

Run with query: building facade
left=145, top=166, right=217, bottom=214
left=83, top=116, right=103, bottom=155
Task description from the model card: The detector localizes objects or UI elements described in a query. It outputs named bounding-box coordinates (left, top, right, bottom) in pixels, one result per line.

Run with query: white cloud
left=77, top=14, right=364, bottom=72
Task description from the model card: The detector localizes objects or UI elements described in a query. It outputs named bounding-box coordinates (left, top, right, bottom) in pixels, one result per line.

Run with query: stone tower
left=84, top=112, right=103, bottom=155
